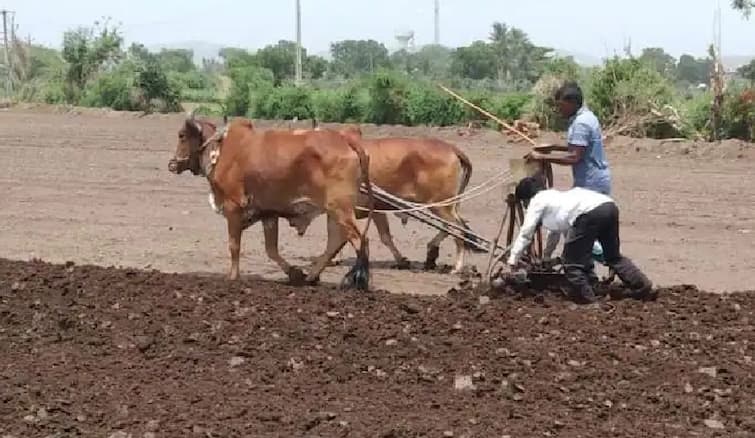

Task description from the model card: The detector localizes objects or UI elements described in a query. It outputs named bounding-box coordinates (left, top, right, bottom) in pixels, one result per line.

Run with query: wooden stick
left=484, top=202, right=510, bottom=284
left=437, top=83, right=537, bottom=146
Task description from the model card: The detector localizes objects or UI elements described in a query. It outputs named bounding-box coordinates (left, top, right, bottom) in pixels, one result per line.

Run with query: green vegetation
left=1, top=15, right=753, bottom=142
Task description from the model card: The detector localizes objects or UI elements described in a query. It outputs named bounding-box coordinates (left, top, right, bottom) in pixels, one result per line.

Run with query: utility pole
left=1, top=9, right=13, bottom=96
left=434, top=0, right=440, bottom=45
left=295, top=0, right=302, bottom=85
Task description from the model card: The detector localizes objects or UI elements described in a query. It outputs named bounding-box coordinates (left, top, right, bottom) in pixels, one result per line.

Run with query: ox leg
left=262, top=217, right=305, bottom=285
left=305, top=215, right=348, bottom=286
left=424, top=206, right=467, bottom=275
left=374, top=213, right=410, bottom=269
left=224, top=205, right=243, bottom=281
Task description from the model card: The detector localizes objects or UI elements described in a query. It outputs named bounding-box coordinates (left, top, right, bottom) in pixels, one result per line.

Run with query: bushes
left=311, top=87, right=365, bottom=122
left=241, top=73, right=531, bottom=127
left=252, top=86, right=314, bottom=120
left=586, top=57, right=676, bottom=137
left=720, top=87, right=755, bottom=141
left=79, top=59, right=181, bottom=113
left=367, top=70, right=408, bottom=124
left=403, top=83, right=465, bottom=126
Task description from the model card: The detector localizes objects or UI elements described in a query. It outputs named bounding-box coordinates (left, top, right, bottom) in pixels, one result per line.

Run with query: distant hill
left=148, top=41, right=227, bottom=64
left=722, top=55, right=754, bottom=71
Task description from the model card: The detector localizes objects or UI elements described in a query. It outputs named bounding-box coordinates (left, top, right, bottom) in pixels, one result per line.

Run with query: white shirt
left=507, top=187, right=614, bottom=265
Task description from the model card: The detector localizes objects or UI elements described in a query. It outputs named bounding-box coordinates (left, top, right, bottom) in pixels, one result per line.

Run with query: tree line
left=1, top=9, right=753, bottom=141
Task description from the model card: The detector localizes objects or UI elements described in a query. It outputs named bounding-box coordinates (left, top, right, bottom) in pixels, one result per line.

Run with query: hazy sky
left=3, top=0, right=754, bottom=58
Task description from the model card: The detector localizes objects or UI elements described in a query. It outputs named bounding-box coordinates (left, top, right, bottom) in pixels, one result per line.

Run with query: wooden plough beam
left=359, top=183, right=512, bottom=259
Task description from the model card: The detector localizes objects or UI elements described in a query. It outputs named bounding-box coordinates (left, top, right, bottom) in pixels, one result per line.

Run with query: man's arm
left=528, top=121, right=589, bottom=165
left=530, top=146, right=585, bottom=165
left=533, top=144, right=570, bottom=153
left=507, top=196, right=547, bottom=266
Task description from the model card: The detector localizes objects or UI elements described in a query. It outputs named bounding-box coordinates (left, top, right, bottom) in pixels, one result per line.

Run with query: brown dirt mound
left=1, top=258, right=753, bottom=437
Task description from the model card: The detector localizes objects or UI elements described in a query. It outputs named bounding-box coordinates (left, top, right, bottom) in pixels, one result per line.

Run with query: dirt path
left=0, top=108, right=753, bottom=294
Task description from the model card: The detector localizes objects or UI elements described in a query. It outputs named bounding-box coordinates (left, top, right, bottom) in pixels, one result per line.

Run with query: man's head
left=554, top=81, right=583, bottom=118
left=514, top=176, right=546, bottom=208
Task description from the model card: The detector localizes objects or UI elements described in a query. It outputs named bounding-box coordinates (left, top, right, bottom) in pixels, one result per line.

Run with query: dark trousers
left=563, top=202, right=651, bottom=301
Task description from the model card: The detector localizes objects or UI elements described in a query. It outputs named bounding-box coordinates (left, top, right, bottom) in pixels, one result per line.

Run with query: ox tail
left=346, top=140, right=374, bottom=241
left=452, top=144, right=473, bottom=195
left=449, top=144, right=485, bottom=253
left=341, top=137, right=374, bottom=291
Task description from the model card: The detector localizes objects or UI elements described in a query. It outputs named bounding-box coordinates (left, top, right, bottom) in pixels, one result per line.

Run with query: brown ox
left=167, top=113, right=375, bottom=290
left=293, top=121, right=483, bottom=274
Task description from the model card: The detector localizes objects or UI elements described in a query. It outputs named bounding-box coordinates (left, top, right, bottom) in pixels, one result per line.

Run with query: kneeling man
left=507, top=177, right=654, bottom=304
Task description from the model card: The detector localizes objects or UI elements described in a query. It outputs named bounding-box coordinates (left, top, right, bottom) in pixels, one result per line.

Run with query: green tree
left=155, top=49, right=195, bottom=73
left=367, top=70, right=407, bottom=124
left=330, top=40, right=390, bottom=78
left=305, top=55, right=328, bottom=79
left=449, top=41, right=496, bottom=80
left=737, top=59, right=755, bottom=84
left=639, top=47, right=677, bottom=78
left=412, top=45, right=453, bottom=78
left=488, top=22, right=552, bottom=86
left=220, top=47, right=254, bottom=65
left=732, top=0, right=753, bottom=17
left=675, top=54, right=712, bottom=84
left=542, top=55, right=580, bottom=80
left=61, top=18, right=124, bottom=103
left=255, top=40, right=301, bottom=85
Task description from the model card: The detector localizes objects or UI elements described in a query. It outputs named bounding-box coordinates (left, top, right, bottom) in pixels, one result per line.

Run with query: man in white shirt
left=507, top=176, right=653, bottom=304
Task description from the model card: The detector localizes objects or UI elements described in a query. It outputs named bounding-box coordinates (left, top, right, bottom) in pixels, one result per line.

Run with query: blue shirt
left=567, top=106, right=611, bottom=195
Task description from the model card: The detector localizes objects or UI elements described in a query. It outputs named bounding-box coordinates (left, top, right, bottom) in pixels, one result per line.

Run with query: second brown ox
left=293, top=122, right=483, bottom=274
left=168, top=113, right=375, bottom=290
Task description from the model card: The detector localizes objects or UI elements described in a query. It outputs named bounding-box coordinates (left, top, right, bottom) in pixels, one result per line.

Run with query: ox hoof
left=305, top=276, right=321, bottom=286
left=341, top=259, right=370, bottom=292
left=391, top=258, right=411, bottom=270
left=287, top=267, right=306, bottom=286
left=424, top=246, right=440, bottom=271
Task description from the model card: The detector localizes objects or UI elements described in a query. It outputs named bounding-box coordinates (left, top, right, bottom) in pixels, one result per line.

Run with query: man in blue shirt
left=526, top=82, right=611, bottom=264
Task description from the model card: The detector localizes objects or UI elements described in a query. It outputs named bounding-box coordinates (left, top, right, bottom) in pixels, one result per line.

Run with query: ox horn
left=186, top=107, right=198, bottom=122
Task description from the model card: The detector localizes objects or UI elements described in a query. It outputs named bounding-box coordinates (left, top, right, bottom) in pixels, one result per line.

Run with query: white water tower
left=395, top=29, right=416, bottom=52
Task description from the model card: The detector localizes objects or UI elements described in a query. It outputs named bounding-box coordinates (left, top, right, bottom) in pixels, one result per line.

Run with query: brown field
left=1, top=105, right=753, bottom=294
left=0, top=105, right=753, bottom=437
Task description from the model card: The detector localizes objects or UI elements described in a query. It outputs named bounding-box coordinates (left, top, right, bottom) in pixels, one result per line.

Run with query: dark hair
left=555, top=81, right=583, bottom=107
left=514, top=176, right=546, bottom=203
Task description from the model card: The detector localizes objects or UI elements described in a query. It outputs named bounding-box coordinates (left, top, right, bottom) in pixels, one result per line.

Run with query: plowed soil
left=1, top=258, right=753, bottom=437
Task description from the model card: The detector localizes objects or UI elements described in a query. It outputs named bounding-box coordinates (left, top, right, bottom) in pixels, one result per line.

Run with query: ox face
left=168, top=113, right=205, bottom=175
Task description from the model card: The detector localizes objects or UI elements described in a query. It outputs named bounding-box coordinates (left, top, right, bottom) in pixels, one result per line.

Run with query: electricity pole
left=1, top=9, right=13, bottom=96
left=434, top=0, right=440, bottom=45
left=295, top=0, right=302, bottom=85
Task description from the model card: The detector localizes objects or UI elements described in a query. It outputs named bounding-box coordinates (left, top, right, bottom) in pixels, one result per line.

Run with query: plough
left=358, top=157, right=556, bottom=286
left=359, top=183, right=510, bottom=257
